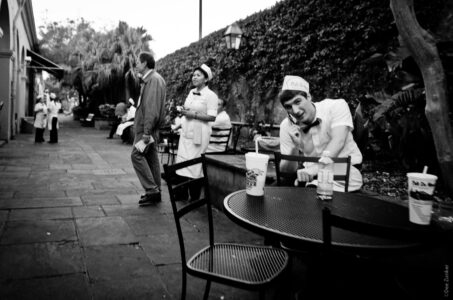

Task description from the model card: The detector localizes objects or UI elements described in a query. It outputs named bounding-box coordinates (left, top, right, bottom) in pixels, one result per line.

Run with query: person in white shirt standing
left=174, top=64, right=218, bottom=201
left=278, top=75, right=363, bottom=192
left=33, top=95, right=47, bottom=143
left=47, top=92, right=61, bottom=144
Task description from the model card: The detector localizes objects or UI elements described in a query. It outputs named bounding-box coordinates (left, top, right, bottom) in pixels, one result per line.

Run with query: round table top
left=224, top=187, right=431, bottom=252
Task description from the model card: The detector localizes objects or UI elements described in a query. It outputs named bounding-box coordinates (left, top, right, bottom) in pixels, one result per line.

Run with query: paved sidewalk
left=0, top=115, right=447, bottom=300
left=0, top=115, right=270, bottom=300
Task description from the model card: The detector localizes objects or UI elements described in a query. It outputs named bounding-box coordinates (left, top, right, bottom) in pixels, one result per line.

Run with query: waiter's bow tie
left=192, top=91, right=201, bottom=96
left=302, top=118, right=321, bottom=133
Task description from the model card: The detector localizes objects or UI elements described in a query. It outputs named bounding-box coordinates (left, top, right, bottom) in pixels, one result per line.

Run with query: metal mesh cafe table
left=224, top=187, right=437, bottom=253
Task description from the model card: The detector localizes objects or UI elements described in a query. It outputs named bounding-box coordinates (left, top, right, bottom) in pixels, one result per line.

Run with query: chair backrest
left=163, top=155, right=214, bottom=264
left=206, top=126, right=232, bottom=153
left=274, top=152, right=351, bottom=192
left=322, top=207, right=428, bottom=253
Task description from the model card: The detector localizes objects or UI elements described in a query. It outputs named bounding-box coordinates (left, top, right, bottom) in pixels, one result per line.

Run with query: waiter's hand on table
left=295, top=169, right=314, bottom=186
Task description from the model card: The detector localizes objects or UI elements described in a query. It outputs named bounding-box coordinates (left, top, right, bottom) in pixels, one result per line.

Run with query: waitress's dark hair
left=193, top=67, right=209, bottom=80
left=278, top=90, right=308, bottom=105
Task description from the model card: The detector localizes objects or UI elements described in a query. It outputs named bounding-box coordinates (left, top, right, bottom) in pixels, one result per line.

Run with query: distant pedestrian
left=47, top=92, right=61, bottom=143
left=131, top=51, right=167, bottom=206
left=33, top=95, right=47, bottom=143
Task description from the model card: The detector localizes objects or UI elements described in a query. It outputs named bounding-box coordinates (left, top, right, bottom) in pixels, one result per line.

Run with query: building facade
left=0, top=0, right=62, bottom=142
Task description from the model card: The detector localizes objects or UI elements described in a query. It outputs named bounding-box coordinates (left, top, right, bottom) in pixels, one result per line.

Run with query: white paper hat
left=50, top=92, right=56, bottom=99
left=128, top=98, right=135, bottom=105
left=199, top=64, right=213, bottom=81
left=282, top=75, right=309, bottom=94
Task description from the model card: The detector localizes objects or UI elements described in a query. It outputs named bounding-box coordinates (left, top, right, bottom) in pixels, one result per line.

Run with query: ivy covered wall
left=156, top=0, right=444, bottom=125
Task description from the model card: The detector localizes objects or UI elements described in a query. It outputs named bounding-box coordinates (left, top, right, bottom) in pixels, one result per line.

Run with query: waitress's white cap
left=198, top=64, right=213, bottom=81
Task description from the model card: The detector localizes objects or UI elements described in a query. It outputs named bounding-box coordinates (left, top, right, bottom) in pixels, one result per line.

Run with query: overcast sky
left=32, top=0, right=280, bottom=60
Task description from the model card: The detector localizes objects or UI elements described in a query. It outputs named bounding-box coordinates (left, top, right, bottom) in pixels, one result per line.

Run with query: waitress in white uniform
left=174, top=64, right=218, bottom=200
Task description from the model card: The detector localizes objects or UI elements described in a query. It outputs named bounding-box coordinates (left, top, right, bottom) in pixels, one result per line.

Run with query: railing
left=230, top=121, right=280, bottom=153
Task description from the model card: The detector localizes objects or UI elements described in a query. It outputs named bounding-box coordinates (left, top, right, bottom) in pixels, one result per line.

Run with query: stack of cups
left=407, top=171, right=438, bottom=225
left=245, top=138, right=270, bottom=197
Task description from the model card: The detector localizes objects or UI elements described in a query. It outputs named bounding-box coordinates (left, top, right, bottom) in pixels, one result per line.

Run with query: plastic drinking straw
left=423, top=166, right=428, bottom=174
left=255, top=137, right=260, bottom=153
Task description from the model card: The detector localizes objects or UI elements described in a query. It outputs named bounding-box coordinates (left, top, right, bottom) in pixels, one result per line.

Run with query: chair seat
left=187, top=243, right=289, bottom=286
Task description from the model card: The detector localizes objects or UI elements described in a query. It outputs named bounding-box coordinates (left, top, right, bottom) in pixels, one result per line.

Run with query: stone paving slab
left=123, top=213, right=191, bottom=237
left=92, top=168, right=127, bottom=175
left=71, top=164, right=99, bottom=170
left=9, top=207, right=73, bottom=221
left=28, top=169, right=68, bottom=177
left=65, top=188, right=141, bottom=197
left=92, top=181, right=137, bottom=190
left=0, top=171, right=31, bottom=178
left=76, top=216, right=137, bottom=246
left=0, top=273, right=90, bottom=300
left=0, top=220, right=77, bottom=245
left=102, top=204, right=158, bottom=217
left=80, top=195, right=120, bottom=206
left=115, top=194, right=142, bottom=205
left=72, top=206, right=106, bottom=218
left=49, top=182, right=95, bottom=191
left=84, top=244, right=156, bottom=281
left=14, top=190, right=68, bottom=198
left=0, top=197, right=83, bottom=209
left=4, top=166, right=32, bottom=171
left=0, top=210, right=8, bottom=221
left=0, top=242, right=84, bottom=280
left=140, top=232, right=206, bottom=265
left=0, top=191, right=14, bottom=199
left=0, top=185, right=49, bottom=193
left=90, top=277, right=170, bottom=300
left=49, top=164, right=73, bottom=170
left=66, top=169, right=96, bottom=175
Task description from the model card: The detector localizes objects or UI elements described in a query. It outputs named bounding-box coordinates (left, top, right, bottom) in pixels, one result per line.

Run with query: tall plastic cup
left=407, top=172, right=437, bottom=225
left=245, top=152, right=269, bottom=196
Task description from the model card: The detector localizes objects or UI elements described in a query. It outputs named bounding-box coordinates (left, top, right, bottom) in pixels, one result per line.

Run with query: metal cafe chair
left=273, top=152, right=352, bottom=261
left=206, top=126, right=233, bottom=153
left=321, top=207, right=430, bottom=298
left=158, top=130, right=179, bottom=165
left=163, top=155, right=289, bottom=300
left=273, top=151, right=352, bottom=192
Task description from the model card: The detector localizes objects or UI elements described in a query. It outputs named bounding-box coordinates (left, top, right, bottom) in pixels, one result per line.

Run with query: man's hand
left=295, top=169, right=314, bottom=186
left=288, top=126, right=302, bottom=148
left=142, top=134, right=151, bottom=144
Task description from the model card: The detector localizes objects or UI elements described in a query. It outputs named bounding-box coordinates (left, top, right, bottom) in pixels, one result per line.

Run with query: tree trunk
left=390, top=0, right=453, bottom=197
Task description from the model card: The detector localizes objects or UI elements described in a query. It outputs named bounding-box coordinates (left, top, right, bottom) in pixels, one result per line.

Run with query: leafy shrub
left=156, top=0, right=446, bottom=154
left=354, top=88, right=437, bottom=172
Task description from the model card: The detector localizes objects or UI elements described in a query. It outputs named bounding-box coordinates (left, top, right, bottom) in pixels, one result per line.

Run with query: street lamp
left=224, top=22, right=243, bottom=50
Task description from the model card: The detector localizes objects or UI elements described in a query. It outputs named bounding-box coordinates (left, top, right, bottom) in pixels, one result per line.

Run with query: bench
left=80, top=113, right=95, bottom=127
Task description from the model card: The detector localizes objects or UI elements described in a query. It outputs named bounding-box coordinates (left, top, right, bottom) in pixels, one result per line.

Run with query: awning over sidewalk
left=27, top=49, right=64, bottom=79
